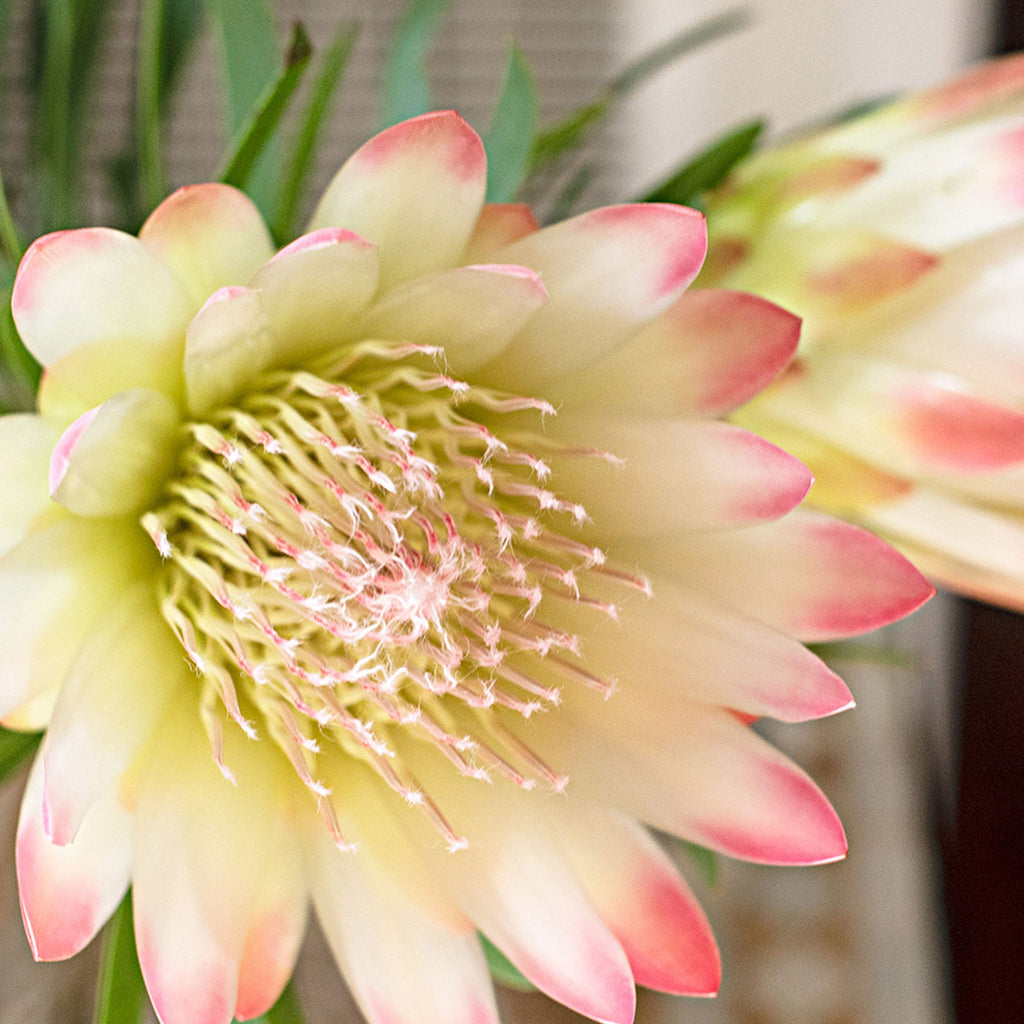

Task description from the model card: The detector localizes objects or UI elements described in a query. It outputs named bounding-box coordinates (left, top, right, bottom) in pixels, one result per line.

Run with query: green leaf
left=0, top=267, right=41, bottom=412
left=0, top=167, right=23, bottom=265
left=205, top=0, right=282, bottom=214
left=483, top=43, right=538, bottom=203
left=680, top=840, right=719, bottom=888
left=238, top=979, right=306, bottom=1024
left=641, top=119, right=765, bottom=208
left=0, top=726, right=41, bottom=784
left=546, top=161, right=597, bottom=223
left=271, top=20, right=359, bottom=244
left=217, top=22, right=313, bottom=193
left=92, top=891, right=147, bottom=1024
left=809, top=640, right=916, bottom=669
left=380, top=0, right=453, bottom=127
left=136, top=0, right=168, bottom=212
left=159, top=0, right=205, bottom=114
left=480, top=934, right=535, bottom=991
left=530, top=7, right=751, bottom=173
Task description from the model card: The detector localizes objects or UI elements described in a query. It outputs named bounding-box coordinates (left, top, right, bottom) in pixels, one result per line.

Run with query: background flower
left=0, top=110, right=931, bottom=1024
left=701, top=52, right=1024, bottom=612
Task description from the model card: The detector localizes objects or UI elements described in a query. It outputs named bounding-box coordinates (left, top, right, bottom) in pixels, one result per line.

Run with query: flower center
left=142, top=341, right=642, bottom=848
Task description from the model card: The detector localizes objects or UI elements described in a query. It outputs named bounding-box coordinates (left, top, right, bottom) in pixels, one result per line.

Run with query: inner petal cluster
left=142, top=341, right=637, bottom=849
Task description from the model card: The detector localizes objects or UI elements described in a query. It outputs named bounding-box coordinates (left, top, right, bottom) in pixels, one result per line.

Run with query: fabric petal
left=139, top=184, right=275, bottom=308
left=48, top=389, right=180, bottom=516
left=0, top=518, right=154, bottom=720
left=557, top=289, right=799, bottom=417
left=355, top=263, right=548, bottom=375
left=547, top=416, right=812, bottom=536
left=476, top=203, right=707, bottom=393
left=310, top=111, right=487, bottom=289
left=552, top=804, right=720, bottom=997
left=0, top=414, right=62, bottom=556
left=41, top=581, right=189, bottom=845
left=16, top=754, right=131, bottom=961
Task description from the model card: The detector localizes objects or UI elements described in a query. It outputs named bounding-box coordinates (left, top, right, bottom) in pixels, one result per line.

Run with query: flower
left=701, top=53, right=1024, bottom=612
left=0, top=111, right=930, bottom=1024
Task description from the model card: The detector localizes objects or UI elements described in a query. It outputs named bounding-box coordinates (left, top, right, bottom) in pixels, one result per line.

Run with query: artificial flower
left=701, top=52, right=1024, bottom=611
left=1, top=111, right=931, bottom=1024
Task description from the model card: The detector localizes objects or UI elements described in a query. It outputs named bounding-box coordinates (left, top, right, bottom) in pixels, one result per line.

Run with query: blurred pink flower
left=703, top=53, right=1024, bottom=611
left=1, top=112, right=930, bottom=1024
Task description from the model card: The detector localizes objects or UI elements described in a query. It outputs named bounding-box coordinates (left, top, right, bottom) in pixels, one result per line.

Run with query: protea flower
left=702, top=53, right=1024, bottom=611
left=0, top=111, right=930, bottom=1024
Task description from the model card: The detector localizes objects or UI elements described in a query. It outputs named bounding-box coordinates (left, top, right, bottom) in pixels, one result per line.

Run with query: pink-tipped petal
left=478, top=203, right=708, bottom=392
left=139, top=184, right=275, bottom=307
left=548, top=416, right=812, bottom=536
left=0, top=519, right=153, bottom=721
left=553, top=805, right=720, bottom=996
left=48, top=389, right=180, bottom=516
left=249, top=227, right=380, bottom=362
left=133, top=710, right=304, bottom=1024
left=310, top=111, right=487, bottom=289
left=183, top=286, right=274, bottom=416
left=412, top=775, right=636, bottom=1024
left=311, top=829, right=498, bottom=1024
left=542, top=697, right=847, bottom=866
left=556, top=575, right=854, bottom=722
left=0, top=414, right=62, bottom=556
left=559, top=289, right=799, bottom=417
left=41, top=582, right=188, bottom=845
left=16, top=755, right=131, bottom=961
left=630, top=510, right=934, bottom=642
left=462, top=203, right=540, bottom=262
left=355, top=263, right=548, bottom=375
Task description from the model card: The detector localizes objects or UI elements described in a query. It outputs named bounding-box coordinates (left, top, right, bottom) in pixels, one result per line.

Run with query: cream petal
left=557, top=289, right=799, bottom=417
left=12, top=229, right=191, bottom=415
left=139, top=184, right=275, bottom=308
left=133, top=709, right=305, bottom=1024
left=184, top=286, right=274, bottom=416
left=462, top=203, right=539, bottom=262
left=547, top=415, right=812, bottom=536
left=310, top=111, right=487, bottom=289
left=355, top=263, right=548, bottom=375
left=476, top=203, right=707, bottom=393
left=0, top=518, right=154, bottom=720
left=0, top=414, right=62, bottom=556
left=48, top=389, right=180, bottom=516
left=620, top=510, right=934, bottom=642
left=310, top=829, right=498, bottom=1024
left=410, top=772, right=636, bottom=1024
left=552, top=803, right=720, bottom=997
left=41, top=581, right=188, bottom=845
left=553, top=576, right=853, bottom=722
left=539, top=696, right=846, bottom=866
left=250, top=228, right=380, bottom=356
left=16, top=754, right=131, bottom=961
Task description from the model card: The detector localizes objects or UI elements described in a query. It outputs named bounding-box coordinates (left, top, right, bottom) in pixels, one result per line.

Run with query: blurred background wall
left=0, top=2, right=1009, bottom=1023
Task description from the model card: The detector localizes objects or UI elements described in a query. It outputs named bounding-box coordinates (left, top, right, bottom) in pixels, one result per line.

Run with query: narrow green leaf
left=136, top=0, right=168, bottom=212
left=483, top=43, right=538, bottom=203
left=480, top=934, right=535, bottom=991
left=530, top=7, right=751, bottom=173
left=641, top=119, right=764, bottom=207
left=217, top=23, right=313, bottom=192
left=92, top=891, right=147, bottom=1024
left=205, top=0, right=282, bottom=213
left=809, top=640, right=916, bottom=669
left=0, top=726, right=41, bottom=783
left=0, top=168, right=23, bottom=265
left=0, top=266, right=41, bottom=412
left=159, top=0, right=205, bottom=114
left=380, top=0, right=453, bottom=127
left=271, top=20, right=359, bottom=244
